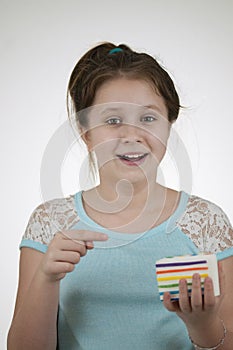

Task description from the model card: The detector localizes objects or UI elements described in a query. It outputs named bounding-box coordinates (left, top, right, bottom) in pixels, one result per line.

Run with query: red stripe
left=156, top=267, right=208, bottom=274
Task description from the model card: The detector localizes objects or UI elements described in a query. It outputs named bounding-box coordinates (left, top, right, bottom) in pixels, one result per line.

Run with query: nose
left=120, top=124, right=143, bottom=143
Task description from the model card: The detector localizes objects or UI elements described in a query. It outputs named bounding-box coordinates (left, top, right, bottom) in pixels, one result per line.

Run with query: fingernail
left=164, top=292, right=170, bottom=300
left=193, top=273, right=200, bottom=281
left=179, top=279, right=187, bottom=288
left=86, top=242, right=94, bottom=249
left=205, top=277, right=213, bottom=285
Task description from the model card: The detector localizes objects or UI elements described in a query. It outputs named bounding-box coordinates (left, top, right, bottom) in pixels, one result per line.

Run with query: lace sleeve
left=177, top=195, right=233, bottom=254
left=22, top=195, right=79, bottom=246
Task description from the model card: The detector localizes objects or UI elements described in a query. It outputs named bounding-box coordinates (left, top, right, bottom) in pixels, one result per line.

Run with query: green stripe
left=159, top=282, right=204, bottom=288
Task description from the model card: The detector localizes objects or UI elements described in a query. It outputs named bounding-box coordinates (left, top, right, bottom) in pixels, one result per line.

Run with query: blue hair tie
left=109, top=48, right=123, bottom=54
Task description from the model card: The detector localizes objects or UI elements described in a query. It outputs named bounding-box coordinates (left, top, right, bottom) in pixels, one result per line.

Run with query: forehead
left=92, top=78, right=168, bottom=117
left=93, top=102, right=161, bottom=114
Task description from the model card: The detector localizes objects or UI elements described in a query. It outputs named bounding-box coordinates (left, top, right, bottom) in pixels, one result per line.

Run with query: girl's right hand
left=39, top=230, right=108, bottom=282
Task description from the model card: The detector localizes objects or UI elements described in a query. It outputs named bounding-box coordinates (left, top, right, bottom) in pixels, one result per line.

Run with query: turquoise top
left=20, top=191, right=233, bottom=349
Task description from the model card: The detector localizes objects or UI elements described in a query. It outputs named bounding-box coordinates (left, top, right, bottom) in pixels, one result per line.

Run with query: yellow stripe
left=157, top=273, right=208, bottom=282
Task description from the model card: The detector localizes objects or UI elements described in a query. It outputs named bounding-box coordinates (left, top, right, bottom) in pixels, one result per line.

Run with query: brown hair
left=67, top=42, right=181, bottom=127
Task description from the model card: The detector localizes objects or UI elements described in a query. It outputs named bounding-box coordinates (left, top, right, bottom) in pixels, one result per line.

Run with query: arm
left=7, top=248, right=59, bottom=350
left=7, top=230, right=108, bottom=350
left=163, top=253, right=233, bottom=349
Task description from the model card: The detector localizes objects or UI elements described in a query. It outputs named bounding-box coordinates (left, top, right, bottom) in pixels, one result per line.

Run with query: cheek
left=144, top=117, right=171, bottom=144
left=88, top=133, right=118, bottom=151
left=88, top=136, right=119, bottom=168
left=147, top=129, right=170, bottom=164
left=87, top=124, right=121, bottom=151
left=149, top=127, right=170, bottom=149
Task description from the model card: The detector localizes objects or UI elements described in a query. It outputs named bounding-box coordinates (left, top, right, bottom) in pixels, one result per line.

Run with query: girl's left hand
left=163, top=262, right=225, bottom=333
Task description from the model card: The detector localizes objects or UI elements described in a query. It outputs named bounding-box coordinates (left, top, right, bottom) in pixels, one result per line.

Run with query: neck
left=84, top=176, right=166, bottom=215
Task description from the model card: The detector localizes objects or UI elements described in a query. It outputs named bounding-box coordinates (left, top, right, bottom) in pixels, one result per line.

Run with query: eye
left=141, top=115, right=157, bottom=123
left=105, top=117, right=122, bottom=125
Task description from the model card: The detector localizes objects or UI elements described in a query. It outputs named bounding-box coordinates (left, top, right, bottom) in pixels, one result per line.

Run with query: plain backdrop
left=1, top=0, right=233, bottom=348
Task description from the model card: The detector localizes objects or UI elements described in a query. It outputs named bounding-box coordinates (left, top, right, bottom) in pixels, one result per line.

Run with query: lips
left=116, top=153, right=148, bottom=166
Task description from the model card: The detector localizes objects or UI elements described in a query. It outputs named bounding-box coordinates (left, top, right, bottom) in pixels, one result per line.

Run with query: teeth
left=118, top=153, right=146, bottom=160
left=124, top=154, right=144, bottom=159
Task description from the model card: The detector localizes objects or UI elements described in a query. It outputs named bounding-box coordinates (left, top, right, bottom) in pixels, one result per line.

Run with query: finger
left=178, top=279, right=191, bottom=313
left=61, top=230, right=109, bottom=242
left=204, top=277, right=216, bottom=311
left=60, top=251, right=81, bottom=264
left=191, top=273, right=203, bottom=311
left=163, top=292, right=180, bottom=313
left=85, top=241, right=94, bottom=249
left=63, top=240, right=88, bottom=256
left=46, top=261, right=76, bottom=277
left=49, top=250, right=81, bottom=265
left=43, top=253, right=80, bottom=278
left=51, top=237, right=88, bottom=256
left=218, top=261, right=225, bottom=297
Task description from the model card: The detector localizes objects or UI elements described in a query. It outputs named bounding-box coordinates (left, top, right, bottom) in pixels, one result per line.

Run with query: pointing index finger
left=61, top=230, right=109, bottom=242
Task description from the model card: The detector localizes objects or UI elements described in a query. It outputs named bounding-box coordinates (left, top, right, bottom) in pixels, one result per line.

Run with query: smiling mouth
left=116, top=153, right=148, bottom=166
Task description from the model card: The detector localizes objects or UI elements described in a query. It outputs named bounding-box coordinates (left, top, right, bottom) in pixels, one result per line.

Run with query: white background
left=1, top=0, right=233, bottom=348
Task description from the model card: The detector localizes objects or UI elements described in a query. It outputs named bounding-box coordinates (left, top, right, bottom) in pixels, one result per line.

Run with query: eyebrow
left=100, top=107, right=122, bottom=113
left=98, top=104, right=163, bottom=115
left=142, top=104, right=163, bottom=114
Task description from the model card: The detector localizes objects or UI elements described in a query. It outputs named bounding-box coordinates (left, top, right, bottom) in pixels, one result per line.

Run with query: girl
left=8, top=42, right=233, bottom=349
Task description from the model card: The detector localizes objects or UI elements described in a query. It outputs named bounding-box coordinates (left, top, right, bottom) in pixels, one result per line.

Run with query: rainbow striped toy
left=155, top=254, right=220, bottom=301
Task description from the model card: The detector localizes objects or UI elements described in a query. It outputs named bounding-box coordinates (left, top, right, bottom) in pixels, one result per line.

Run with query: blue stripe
left=159, top=290, right=180, bottom=296
left=159, top=287, right=204, bottom=296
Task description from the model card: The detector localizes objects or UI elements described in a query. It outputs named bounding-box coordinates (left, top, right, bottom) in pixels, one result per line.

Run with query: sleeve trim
left=216, top=247, right=233, bottom=261
left=20, top=239, right=48, bottom=253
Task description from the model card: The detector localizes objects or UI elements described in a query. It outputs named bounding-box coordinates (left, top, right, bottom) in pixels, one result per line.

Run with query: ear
left=80, top=129, right=92, bottom=151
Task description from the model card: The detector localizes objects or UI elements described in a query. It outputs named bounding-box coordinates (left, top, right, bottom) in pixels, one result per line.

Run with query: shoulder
left=185, top=194, right=231, bottom=226
left=22, top=193, right=80, bottom=245
left=177, top=192, right=233, bottom=254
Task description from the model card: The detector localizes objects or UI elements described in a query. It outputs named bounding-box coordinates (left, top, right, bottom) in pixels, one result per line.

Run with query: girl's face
left=82, top=78, right=171, bottom=185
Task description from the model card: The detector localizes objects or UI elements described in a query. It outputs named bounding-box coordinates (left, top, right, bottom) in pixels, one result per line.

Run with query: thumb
left=163, top=292, right=180, bottom=313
